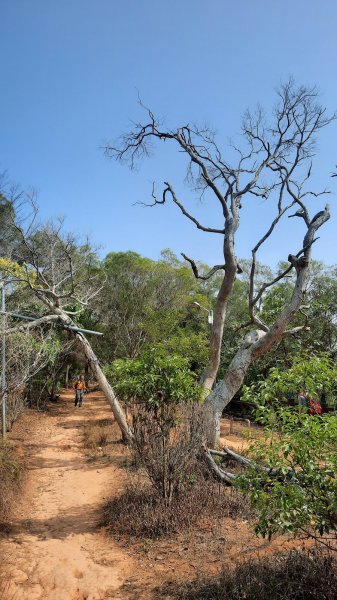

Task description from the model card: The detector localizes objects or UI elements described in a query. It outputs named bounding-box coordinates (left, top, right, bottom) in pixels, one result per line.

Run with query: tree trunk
left=54, top=309, right=133, bottom=444
left=50, top=375, right=56, bottom=400
left=74, top=331, right=133, bottom=443
left=201, top=225, right=238, bottom=392
left=205, top=342, right=257, bottom=444
left=202, top=446, right=237, bottom=485
left=206, top=205, right=330, bottom=446
left=200, top=279, right=231, bottom=392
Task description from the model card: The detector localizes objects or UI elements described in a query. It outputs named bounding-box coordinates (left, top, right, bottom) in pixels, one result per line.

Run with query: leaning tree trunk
left=205, top=207, right=330, bottom=445
left=54, top=309, right=133, bottom=444
left=74, top=330, right=133, bottom=443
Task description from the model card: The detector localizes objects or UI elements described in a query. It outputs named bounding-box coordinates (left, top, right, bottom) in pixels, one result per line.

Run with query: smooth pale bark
left=75, top=331, right=133, bottom=443
left=205, top=334, right=264, bottom=444
left=55, top=309, right=133, bottom=444
left=201, top=219, right=238, bottom=391
left=205, top=207, right=330, bottom=445
left=200, top=273, right=234, bottom=391
left=202, top=446, right=237, bottom=485
left=209, top=447, right=253, bottom=468
left=206, top=447, right=296, bottom=484
left=209, top=448, right=273, bottom=475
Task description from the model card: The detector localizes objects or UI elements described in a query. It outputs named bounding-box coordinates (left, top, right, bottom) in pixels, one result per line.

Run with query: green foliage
left=239, top=358, right=337, bottom=544
left=105, top=346, right=200, bottom=408
left=260, top=282, right=293, bottom=326
left=96, top=250, right=211, bottom=367
left=238, top=407, right=337, bottom=542
left=162, top=331, right=209, bottom=373
left=305, top=264, right=337, bottom=353
left=242, top=354, right=337, bottom=407
left=106, top=348, right=204, bottom=502
left=0, top=257, right=37, bottom=287
left=9, top=330, right=61, bottom=366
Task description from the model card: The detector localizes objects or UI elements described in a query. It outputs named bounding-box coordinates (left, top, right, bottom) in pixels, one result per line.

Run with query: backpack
left=307, top=398, right=322, bottom=415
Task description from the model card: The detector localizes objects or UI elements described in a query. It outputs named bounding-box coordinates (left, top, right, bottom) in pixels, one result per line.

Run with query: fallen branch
left=209, top=447, right=252, bottom=467
left=207, top=447, right=298, bottom=482
left=2, top=314, right=60, bottom=335
left=202, top=446, right=237, bottom=485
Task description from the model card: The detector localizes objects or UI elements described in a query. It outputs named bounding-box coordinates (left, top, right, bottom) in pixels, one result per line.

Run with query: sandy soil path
left=1, top=391, right=135, bottom=600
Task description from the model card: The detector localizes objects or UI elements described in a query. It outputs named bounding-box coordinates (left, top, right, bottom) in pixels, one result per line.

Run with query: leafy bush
left=237, top=406, right=337, bottom=544
left=239, top=356, right=337, bottom=545
left=242, top=353, right=337, bottom=408
left=105, top=347, right=200, bottom=408
left=106, top=348, right=207, bottom=502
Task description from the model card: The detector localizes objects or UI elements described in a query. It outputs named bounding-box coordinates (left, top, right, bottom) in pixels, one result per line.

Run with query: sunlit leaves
left=0, top=258, right=37, bottom=287
left=239, top=360, right=337, bottom=543
left=105, top=346, right=200, bottom=409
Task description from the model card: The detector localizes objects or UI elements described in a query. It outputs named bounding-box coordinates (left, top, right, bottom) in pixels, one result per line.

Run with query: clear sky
left=1, top=0, right=336, bottom=268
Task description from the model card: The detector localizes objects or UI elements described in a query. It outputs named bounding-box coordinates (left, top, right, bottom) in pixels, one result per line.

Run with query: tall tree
left=107, top=80, right=334, bottom=441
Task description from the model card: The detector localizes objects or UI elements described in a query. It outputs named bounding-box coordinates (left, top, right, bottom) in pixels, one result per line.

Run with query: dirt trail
left=1, top=391, right=135, bottom=600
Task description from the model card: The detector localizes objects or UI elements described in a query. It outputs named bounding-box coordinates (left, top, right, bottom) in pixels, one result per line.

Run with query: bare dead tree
left=106, top=80, right=334, bottom=442
left=1, top=201, right=133, bottom=443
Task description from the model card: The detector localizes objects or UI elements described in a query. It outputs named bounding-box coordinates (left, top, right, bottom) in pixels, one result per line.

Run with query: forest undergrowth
left=82, top=413, right=337, bottom=599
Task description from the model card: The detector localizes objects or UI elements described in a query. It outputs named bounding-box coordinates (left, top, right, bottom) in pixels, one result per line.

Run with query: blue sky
left=1, top=0, right=336, bottom=269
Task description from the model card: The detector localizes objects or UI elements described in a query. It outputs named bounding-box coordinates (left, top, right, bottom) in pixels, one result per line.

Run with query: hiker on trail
left=73, top=375, right=87, bottom=407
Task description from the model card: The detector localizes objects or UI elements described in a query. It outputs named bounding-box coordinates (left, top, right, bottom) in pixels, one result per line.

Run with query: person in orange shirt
left=73, top=375, right=87, bottom=407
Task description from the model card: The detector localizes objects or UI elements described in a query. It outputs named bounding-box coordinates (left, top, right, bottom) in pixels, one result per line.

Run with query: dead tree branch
left=181, top=253, right=225, bottom=280
left=106, top=80, right=334, bottom=436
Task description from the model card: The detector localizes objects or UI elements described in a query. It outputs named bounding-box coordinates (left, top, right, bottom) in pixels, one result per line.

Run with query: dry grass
left=102, top=477, right=252, bottom=539
left=0, top=443, right=23, bottom=599
left=101, top=404, right=253, bottom=539
left=0, top=441, right=23, bottom=523
left=82, top=418, right=117, bottom=458
left=158, top=548, right=337, bottom=599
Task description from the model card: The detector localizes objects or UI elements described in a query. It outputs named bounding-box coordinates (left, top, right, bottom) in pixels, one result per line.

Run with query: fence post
left=1, top=283, right=7, bottom=438
left=229, top=416, right=234, bottom=434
